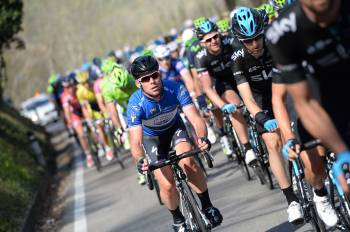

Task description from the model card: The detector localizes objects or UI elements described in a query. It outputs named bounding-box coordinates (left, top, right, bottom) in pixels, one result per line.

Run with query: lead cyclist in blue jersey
left=127, top=55, right=223, bottom=232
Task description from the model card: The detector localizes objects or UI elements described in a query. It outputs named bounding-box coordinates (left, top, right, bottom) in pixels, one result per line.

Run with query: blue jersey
left=159, top=58, right=187, bottom=84
left=127, top=81, right=193, bottom=136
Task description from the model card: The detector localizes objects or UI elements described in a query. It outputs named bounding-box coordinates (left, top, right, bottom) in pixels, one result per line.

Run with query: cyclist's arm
left=129, top=126, right=144, bottom=162
left=106, top=101, right=124, bottom=129
left=183, top=105, right=207, bottom=138
left=200, top=72, right=226, bottom=108
left=179, top=69, right=195, bottom=97
left=286, top=80, right=348, bottom=154
left=237, top=82, right=263, bottom=117
left=81, top=101, right=93, bottom=120
left=62, top=105, right=73, bottom=127
left=96, top=94, right=108, bottom=116
left=272, top=83, right=295, bottom=142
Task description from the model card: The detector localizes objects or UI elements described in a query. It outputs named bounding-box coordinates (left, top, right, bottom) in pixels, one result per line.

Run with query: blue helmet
left=231, top=7, right=264, bottom=40
left=81, top=62, right=91, bottom=72
left=194, top=18, right=218, bottom=40
left=92, top=57, right=102, bottom=68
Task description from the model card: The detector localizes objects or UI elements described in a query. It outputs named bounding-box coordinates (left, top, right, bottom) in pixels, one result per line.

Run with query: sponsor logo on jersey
left=191, top=44, right=201, bottom=52
left=196, top=49, right=207, bottom=59
left=210, top=60, right=219, bottom=66
left=143, top=108, right=178, bottom=128
left=221, top=37, right=233, bottom=45
left=164, top=86, right=174, bottom=94
left=231, top=49, right=244, bottom=60
left=131, top=111, right=136, bottom=123
left=150, top=107, right=157, bottom=114
left=266, top=12, right=297, bottom=44
left=306, top=39, right=333, bottom=55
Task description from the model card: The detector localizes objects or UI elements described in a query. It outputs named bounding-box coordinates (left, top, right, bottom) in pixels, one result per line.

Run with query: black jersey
left=266, top=0, right=350, bottom=144
left=194, top=35, right=241, bottom=82
left=231, top=41, right=277, bottom=110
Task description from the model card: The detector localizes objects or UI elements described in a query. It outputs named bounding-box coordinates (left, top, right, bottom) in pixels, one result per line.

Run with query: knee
left=160, top=179, right=176, bottom=194
left=266, top=136, right=282, bottom=153
left=181, top=158, right=199, bottom=173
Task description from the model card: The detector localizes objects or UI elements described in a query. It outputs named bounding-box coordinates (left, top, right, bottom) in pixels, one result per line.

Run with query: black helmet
left=231, top=7, right=264, bottom=40
left=130, top=55, right=159, bottom=80
left=194, top=18, right=218, bottom=40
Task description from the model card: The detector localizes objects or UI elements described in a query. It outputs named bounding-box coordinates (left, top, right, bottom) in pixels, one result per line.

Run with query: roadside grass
left=0, top=104, right=52, bottom=231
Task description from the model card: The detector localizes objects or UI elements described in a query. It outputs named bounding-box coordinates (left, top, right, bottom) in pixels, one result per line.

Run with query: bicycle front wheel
left=180, top=180, right=210, bottom=232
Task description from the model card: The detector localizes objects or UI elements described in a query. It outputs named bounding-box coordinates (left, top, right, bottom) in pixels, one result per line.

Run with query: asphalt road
left=47, top=120, right=332, bottom=232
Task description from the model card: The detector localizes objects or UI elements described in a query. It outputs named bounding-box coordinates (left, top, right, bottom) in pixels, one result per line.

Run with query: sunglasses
left=158, top=56, right=170, bottom=61
left=241, top=34, right=263, bottom=44
left=139, top=71, right=160, bottom=83
left=202, top=33, right=219, bottom=44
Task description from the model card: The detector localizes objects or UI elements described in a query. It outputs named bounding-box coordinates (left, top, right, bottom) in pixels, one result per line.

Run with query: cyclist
left=153, top=45, right=196, bottom=98
left=76, top=71, right=114, bottom=161
left=230, top=7, right=302, bottom=224
left=216, top=18, right=230, bottom=36
left=256, top=3, right=277, bottom=24
left=272, top=74, right=339, bottom=226
left=266, top=0, right=350, bottom=193
left=127, top=55, right=223, bottom=231
left=194, top=18, right=256, bottom=163
left=101, top=61, right=146, bottom=184
left=60, top=74, right=94, bottom=168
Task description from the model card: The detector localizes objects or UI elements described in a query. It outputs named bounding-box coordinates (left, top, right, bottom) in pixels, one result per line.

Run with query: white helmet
left=153, top=45, right=170, bottom=59
left=167, top=41, right=179, bottom=52
left=182, top=28, right=194, bottom=44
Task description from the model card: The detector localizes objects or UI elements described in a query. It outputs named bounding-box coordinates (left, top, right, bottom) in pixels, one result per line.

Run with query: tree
left=0, top=0, right=24, bottom=98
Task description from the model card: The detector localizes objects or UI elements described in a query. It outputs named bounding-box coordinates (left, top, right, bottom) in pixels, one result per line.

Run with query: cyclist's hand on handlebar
left=264, top=119, right=278, bottom=132
left=282, top=139, right=300, bottom=160
left=332, top=151, right=350, bottom=195
left=198, top=137, right=211, bottom=151
left=137, top=156, right=148, bottom=174
left=221, top=103, right=237, bottom=114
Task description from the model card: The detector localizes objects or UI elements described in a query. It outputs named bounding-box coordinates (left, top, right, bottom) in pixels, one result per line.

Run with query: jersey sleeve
left=231, top=49, right=248, bottom=85
left=76, top=86, right=85, bottom=103
left=175, top=82, right=193, bottom=108
left=194, top=50, right=208, bottom=76
left=266, top=20, right=306, bottom=84
left=127, top=94, right=144, bottom=127
left=175, top=59, right=187, bottom=73
left=101, top=79, right=115, bottom=103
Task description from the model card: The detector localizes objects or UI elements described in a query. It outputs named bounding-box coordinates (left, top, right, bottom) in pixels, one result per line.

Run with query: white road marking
left=74, top=151, right=87, bottom=232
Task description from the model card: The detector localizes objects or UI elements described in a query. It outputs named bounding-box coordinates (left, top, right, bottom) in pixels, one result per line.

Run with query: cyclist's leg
left=72, top=116, right=93, bottom=167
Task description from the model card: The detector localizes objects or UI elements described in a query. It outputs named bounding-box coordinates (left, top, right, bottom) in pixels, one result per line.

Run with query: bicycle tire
left=180, top=180, right=210, bottom=232
left=257, top=136, right=274, bottom=189
left=195, top=153, right=208, bottom=177
left=105, top=122, right=125, bottom=169
left=203, top=151, right=213, bottom=168
left=234, top=147, right=252, bottom=181
left=306, top=183, right=326, bottom=232
left=85, top=127, right=102, bottom=172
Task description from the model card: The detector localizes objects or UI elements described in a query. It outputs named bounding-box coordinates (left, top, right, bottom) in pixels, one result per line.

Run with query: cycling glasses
left=202, top=33, right=219, bottom=44
left=139, top=71, right=161, bottom=83
left=241, top=34, right=263, bottom=44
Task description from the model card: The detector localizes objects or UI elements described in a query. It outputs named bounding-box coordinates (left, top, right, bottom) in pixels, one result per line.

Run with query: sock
left=314, top=185, right=328, bottom=197
left=169, top=206, right=185, bottom=224
left=242, top=143, right=252, bottom=152
left=197, top=190, right=213, bottom=210
left=282, top=185, right=299, bottom=205
left=218, top=128, right=225, bottom=137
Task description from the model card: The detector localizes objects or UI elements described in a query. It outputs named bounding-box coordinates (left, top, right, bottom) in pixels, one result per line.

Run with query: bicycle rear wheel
left=180, top=180, right=210, bottom=232
left=105, top=123, right=125, bottom=169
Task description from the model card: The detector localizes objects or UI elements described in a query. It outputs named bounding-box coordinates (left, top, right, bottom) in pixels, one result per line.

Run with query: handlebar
left=222, top=103, right=245, bottom=114
left=148, top=149, right=203, bottom=172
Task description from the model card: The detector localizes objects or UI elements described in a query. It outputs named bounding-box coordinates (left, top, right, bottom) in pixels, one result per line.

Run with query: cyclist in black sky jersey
left=266, top=0, right=350, bottom=194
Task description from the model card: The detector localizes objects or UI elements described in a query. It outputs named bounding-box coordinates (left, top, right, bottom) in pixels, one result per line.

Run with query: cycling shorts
left=142, top=119, right=192, bottom=164
left=214, top=79, right=238, bottom=97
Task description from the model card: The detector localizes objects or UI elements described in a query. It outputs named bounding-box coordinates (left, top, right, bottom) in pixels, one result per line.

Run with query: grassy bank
left=0, top=103, right=53, bottom=231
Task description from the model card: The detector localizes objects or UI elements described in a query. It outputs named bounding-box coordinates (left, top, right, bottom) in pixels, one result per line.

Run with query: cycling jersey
left=159, top=58, right=187, bottom=84
left=101, top=75, right=137, bottom=112
left=127, top=80, right=193, bottom=136
left=232, top=42, right=276, bottom=109
left=185, top=39, right=202, bottom=69
left=266, top=0, right=350, bottom=144
left=60, top=89, right=82, bottom=117
left=76, top=84, right=101, bottom=113
left=194, top=35, right=241, bottom=95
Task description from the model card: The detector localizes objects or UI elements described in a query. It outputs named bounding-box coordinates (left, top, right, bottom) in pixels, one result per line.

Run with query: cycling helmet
left=167, top=41, right=179, bottom=52
left=182, top=28, right=195, bottom=44
left=216, top=19, right=230, bottom=33
left=194, top=17, right=206, bottom=28
left=92, top=57, right=102, bottom=68
left=101, top=58, right=116, bottom=74
left=76, top=71, right=89, bottom=84
left=48, top=74, right=57, bottom=85
left=81, top=63, right=91, bottom=72
left=141, top=48, right=154, bottom=57
left=153, top=45, right=170, bottom=59
left=269, top=0, right=292, bottom=11
left=130, top=55, right=159, bottom=80
left=108, top=64, right=130, bottom=88
left=231, top=7, right=264, bottom=40
left=62, top=74, right=76, bottom=87
left=256, top=4, right=275, bottom=24
left=194, top=18, right=218, bottom=40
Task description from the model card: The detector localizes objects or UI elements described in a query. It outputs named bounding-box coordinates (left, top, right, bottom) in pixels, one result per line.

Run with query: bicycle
left=241, top=106, right=274, bottom=190
left=103, top=118, right=125, bottom=169
left=222, top=107, right=251, bottom=181
left=82, top=120, right=102, bottom=171
left=148, top=148, right=212, bottom=232
left=288, top=139, right=326, bottom=231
